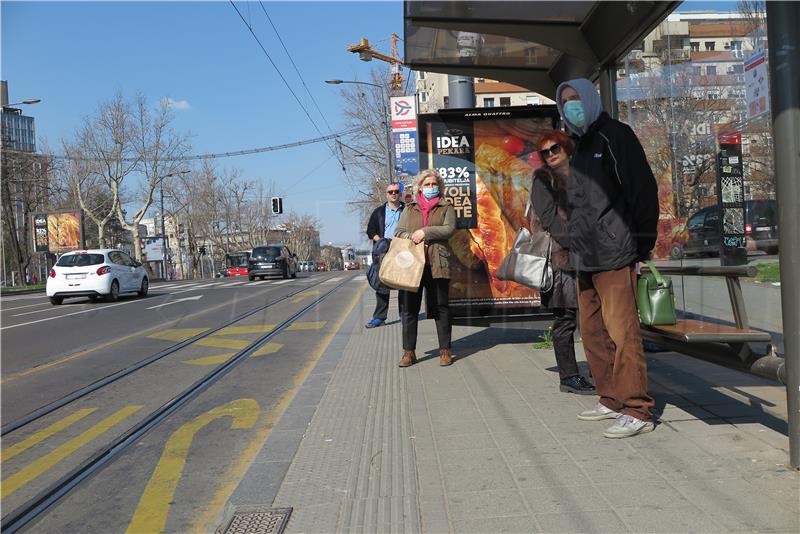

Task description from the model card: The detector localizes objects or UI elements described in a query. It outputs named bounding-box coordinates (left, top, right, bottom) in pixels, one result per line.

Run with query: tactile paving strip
left=221, top=507, right=292, bottom=534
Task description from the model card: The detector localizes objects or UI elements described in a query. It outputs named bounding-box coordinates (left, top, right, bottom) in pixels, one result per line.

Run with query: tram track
left=1, top=276, right=354, bottom=533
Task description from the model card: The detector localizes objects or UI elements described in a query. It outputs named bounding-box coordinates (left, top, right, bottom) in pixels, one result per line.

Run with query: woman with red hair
left=530, top=131, right=594, bottom=394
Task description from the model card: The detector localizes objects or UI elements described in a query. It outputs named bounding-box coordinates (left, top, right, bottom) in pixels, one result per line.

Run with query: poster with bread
left=418, top=106, right=561, bottom=315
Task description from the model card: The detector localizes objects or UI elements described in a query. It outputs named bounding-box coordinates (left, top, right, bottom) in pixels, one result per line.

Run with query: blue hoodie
left=555, top=78, right=603, bottom=137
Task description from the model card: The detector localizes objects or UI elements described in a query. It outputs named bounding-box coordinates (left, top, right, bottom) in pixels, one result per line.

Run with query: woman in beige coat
left=394, top=169, right=456, bottom=367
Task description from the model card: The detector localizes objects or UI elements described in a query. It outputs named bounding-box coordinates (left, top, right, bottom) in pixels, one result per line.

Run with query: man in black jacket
left=556, top=78, right=659, bottom=439
left=364, top=183, right=404, bottom=328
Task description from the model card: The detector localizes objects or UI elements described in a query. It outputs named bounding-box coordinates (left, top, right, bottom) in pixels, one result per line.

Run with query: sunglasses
left=386, top=189, right=401, bottom=194
left=539, top=144, right=563, bottom=159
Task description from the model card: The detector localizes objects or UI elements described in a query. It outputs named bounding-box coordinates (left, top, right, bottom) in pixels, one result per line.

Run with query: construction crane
left=346, top=33, right=404, bottom=92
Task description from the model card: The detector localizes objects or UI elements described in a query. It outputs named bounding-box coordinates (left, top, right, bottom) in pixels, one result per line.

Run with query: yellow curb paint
left=125, top=399, right=259, bottom=534
left=181, top=353, right=237, bottom=366
left=195, top=338, right=250, bottom=350
left=251, top=342, right=283, bottom=357
left=1, top=405, right=143, bottom=498
left=289, top=290, right=320, bottom=303
left=191, top=284, right=366, bottom=533
left=1, top=408, right=97, bottom=463
left=215, top=324, right=276, bottom=336
left=286, top=321, right=327, bottom=331
left=147, top=328, right=210, bottom=342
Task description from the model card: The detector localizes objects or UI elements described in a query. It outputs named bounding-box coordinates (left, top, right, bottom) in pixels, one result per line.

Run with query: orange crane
left=346, top=33, right=404, bottom=92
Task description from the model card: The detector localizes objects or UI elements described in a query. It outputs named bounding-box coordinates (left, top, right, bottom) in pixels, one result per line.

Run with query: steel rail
left=1, top=276, right=352, bottom=533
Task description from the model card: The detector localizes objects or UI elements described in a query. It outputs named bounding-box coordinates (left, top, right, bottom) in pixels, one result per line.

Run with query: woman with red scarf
left=394, top=169, right=456, bottom=367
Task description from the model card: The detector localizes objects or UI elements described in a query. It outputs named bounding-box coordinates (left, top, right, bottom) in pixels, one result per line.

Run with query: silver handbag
left=496, top=203, right=554, bottom=292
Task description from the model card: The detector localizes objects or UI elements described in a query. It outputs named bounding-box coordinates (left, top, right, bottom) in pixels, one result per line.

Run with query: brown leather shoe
left=399, top=350, right=416, bottom=367
left=439, top=348, right=453, bottom=366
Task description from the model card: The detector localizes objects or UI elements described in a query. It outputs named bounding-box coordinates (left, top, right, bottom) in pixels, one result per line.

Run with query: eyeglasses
left=539, top=144, right=563, bottom=159
left=386, top=190, right=401, bottom=195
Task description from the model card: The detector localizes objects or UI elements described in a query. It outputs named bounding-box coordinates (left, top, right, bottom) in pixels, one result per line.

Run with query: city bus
left=224, top=250, right=251, bottom=277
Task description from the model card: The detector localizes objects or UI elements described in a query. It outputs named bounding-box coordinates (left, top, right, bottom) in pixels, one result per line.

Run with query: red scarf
left=417, top=192, right=439, bottom=227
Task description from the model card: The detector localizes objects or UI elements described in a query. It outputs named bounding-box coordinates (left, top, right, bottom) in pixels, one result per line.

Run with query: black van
left=679, top=200, right=779, bottom=258
left=248, top=244, right=298, bottom=280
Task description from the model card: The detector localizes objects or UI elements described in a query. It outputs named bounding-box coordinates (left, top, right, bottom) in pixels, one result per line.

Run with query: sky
left=2, top=0, right=738, bottom=249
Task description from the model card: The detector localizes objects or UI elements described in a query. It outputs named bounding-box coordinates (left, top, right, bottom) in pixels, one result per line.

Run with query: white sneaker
left=603, top=414, right=655, bottom=439
left=577, top=402, right=620, bottom=421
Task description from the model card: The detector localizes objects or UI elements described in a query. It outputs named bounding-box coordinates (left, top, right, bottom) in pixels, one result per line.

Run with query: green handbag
left=637, top=260, right=677, bottom=326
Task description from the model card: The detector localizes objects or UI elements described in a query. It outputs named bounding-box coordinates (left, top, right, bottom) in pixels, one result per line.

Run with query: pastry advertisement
left=418, top=106, right=560, bottom=316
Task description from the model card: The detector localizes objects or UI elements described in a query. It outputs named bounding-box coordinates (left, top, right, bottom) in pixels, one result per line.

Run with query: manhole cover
left=221, top=507, right=292, bottom=534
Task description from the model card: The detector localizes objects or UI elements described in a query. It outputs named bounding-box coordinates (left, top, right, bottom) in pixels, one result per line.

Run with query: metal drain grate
left=222, top=507, right=292, bottom=534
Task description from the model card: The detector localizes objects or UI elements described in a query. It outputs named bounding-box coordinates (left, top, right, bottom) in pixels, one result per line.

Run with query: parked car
left=248, top=244, right=298, bottom=280
left=46, top=249, right=148, bottom=305
left=344, top=260, right=361, bottom=270
left=677, top=200, right=779, bottom=258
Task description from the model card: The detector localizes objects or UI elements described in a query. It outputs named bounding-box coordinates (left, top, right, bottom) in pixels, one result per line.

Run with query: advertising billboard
left=417, top=106, right=560, bottom=317
left=32, top=211, right=82, bottom=253
left=141, top=236, right=165, bottom=262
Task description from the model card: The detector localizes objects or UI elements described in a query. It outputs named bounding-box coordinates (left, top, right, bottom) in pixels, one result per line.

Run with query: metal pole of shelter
left=766, top=0, right=800, bottom=469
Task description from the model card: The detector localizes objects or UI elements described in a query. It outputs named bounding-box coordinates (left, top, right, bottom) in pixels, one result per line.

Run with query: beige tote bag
left=378, top=237, right=425, bottom=292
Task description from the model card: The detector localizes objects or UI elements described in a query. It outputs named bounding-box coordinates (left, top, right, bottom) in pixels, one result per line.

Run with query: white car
left=46, top=249, right=149, bottom=305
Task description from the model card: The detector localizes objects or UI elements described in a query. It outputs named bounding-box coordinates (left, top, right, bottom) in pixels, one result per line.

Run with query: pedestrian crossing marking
left=215, top=324, right=276, bottom=336
left=290, top=290, right=320, bottom=303
left=322, top=276, right=344, bottom=283
left=0, top=408, right=97, bottom=463
left=286, top=321, right=327, bottom=331
left=272, top=279, right=292, bottom=285
left=1, top=405, right=143, bottom=498
left=148, top=328, right=210, bottom=342
left=251, top=342, right=283, bottom=357
left=182, top=353, right=237, bottom=366
left=195, top=337, right=250, bottom=350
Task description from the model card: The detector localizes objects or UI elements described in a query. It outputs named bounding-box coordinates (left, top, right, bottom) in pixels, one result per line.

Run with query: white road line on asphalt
left=272, top=279, right=292, bottom=285
left=322, top=276, right=344, bottom=283
left=12, top=303, right=93, bottom=317
left=225, top=281, right=248, bottom=286
left=145, top=295, right=203, bottom=310
left=1, top=298, right=144, bottom=330
left=249, top=280, right=273, bottom=285
left=1, top=301, right=52, bottom=311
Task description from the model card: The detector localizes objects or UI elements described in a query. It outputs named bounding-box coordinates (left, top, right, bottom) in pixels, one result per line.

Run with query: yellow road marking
left=147, top=328, right=210, bottom=342
left=1, top=405, right=143, bottom=498
left=215, top=324, right=276, bottom=336
left=191, top=284, right=366, bottom=532
left=126, top=399, right=259, bottom=534
left=251, top=342, right=283, bottom=357
left=1, top=408, right=97, bottom=463
left=289, top=290, right=320, bottom=303
left=286, top=321, right=327, bottom=331
left=181, top=353, right=237, bottom=366
left=195, top=338, right=249, bottom=350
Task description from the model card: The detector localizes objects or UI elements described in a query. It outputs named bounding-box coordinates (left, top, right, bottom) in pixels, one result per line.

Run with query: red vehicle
left=225, top=251, right=251, bottom=277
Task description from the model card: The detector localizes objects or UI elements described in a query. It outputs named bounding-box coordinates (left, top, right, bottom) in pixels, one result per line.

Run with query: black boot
left=560, top=375, right=595, bottom=395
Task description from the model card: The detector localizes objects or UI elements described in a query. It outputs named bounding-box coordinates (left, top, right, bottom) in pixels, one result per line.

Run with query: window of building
left=499, top=97, right=511, bottom=106
left=729, top=63, right=744, bottom=74
left=419, top=91, right=428, bottom=103
left=705, top=41, right=715, bottom=51
left=417, top=71, right=426, bottom=80
left=690, top=41, right=700, bottom=52
left=526, top=95, right=541, bottom=106
left=443, top=96, right=449, bottom=108
left=483, top=98, right=495, bottom=107
left=692, top=66, right=702, bottom=76
left=729, top=40, right=743, bottom=51
left=706, top=65, right=717, bottom=76
left=708, top=92, right=719, bottom=99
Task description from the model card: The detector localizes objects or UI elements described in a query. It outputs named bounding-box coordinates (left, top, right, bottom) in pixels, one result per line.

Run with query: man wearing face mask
left=556, top=78, right=659, bottom=439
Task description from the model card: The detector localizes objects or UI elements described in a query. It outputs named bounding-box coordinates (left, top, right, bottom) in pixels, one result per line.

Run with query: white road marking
left=272, top=279, right=292, bottom=285
left=145, top=295, right=204, bottom=310
left=249, top=280, right=274, bottom=285
left=322, top=276, right=344, bottom=283
left=1, top=301, right=52, bottom=311
left=13, top=303, right=92, bottom=317
left=1, top=299, right=146, bottom=330
left=225, top=281, right=248, bottom=286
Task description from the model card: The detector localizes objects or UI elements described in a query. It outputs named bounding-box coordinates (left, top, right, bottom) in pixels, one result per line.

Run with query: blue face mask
left=563, top=100, right=586, bottom=128
left=422, top=187, right=439, bottom=199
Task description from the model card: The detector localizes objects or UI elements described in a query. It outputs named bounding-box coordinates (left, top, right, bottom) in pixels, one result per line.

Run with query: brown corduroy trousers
left=577, top=265, right=655, bottom=421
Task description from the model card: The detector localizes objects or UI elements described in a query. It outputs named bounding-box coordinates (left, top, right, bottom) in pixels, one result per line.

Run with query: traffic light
left=271, top=196, right=283, bottom=215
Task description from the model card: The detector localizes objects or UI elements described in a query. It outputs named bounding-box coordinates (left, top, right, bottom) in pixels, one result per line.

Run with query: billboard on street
left=32, top=211, right=82, bottom=253
left=141, top=237, right=165, bottom=262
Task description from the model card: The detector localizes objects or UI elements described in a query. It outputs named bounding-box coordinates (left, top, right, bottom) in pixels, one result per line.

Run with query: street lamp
left=5, top=99, right=41, bottom=106
left=325, top=79, right=393, bottom=185
left=159, top=170, right=190, bottom=279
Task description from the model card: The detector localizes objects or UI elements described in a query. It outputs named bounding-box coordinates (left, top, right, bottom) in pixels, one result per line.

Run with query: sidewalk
left=222, top=284, right=799, bottom=533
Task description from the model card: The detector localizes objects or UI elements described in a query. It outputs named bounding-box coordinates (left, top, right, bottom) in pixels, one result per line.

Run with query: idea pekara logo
left=436, top=130, right=471, bottom=156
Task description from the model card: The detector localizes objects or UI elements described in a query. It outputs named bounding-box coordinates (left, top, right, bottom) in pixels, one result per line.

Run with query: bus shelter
left=404, top=1, right=799, bottom=467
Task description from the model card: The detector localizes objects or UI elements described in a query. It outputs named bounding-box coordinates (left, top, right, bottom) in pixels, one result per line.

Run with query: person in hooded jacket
left=556, top=78, right=659, bottom=439
left=394, top=169, right=456, bottom=368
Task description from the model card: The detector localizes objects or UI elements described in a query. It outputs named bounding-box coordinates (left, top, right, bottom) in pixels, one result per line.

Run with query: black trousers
left=552, top=307, right=579, bottom=379
left=400, top=266, right=451, bottom=351
left=372, top=291, right=390, bottom=321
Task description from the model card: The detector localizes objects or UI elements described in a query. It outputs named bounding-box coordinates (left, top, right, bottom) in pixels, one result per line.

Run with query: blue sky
left=2, top=1, right=737, bottom=248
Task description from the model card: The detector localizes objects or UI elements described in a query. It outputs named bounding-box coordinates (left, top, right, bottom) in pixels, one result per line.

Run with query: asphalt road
left=0, top=270, right=367, bottom=533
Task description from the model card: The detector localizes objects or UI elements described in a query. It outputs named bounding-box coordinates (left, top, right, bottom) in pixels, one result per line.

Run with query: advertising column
left=390, top=96, right=420, bottom=184
left=716, top=131, right=747, bottom=265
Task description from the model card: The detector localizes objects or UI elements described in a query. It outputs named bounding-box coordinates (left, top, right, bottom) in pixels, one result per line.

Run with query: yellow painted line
left=1, top=294, right=267, bottom=384
left=191, top=284, right=366, bottom=532
left=195, top=338, right=250, bottom=350
left=289, top=290, right=320, bottom=303
left=147, top=328, right=210, bottom=342
left=1, top=408, right=97, bottom=463
left=181, top=353, right=237, bottom=366
left=251, top=342, right=283, bottom=357
left=1, top=405, right=143, bottom=498
left=126, top=399, right=259, bottom=534
left=215, top=324, right=276, bottom=336
left=286, top=321, right=327, bottom=331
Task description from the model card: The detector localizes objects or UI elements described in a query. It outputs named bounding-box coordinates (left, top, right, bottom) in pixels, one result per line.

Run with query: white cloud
left=161, top=97, right=191, bottom=110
